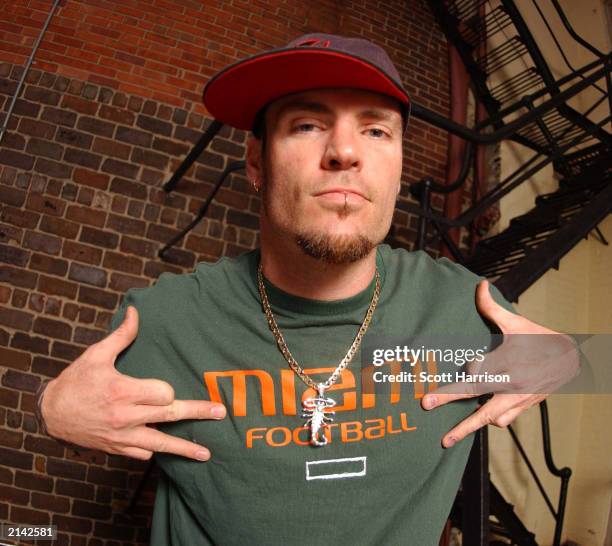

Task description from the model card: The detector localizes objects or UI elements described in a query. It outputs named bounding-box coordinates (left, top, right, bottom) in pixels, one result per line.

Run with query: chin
left=294, top=230, right=378, bottom=264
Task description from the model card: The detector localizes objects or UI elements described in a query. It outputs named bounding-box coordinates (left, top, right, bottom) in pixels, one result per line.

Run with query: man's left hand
left=420, top=280, right=580, bottom=448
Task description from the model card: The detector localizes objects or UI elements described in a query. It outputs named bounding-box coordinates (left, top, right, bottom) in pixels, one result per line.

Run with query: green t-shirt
left=111, top=245, right=512, bottom=546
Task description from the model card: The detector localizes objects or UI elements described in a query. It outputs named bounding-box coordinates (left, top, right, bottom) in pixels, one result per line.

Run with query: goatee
left=295, top=232, right=375, bottom=264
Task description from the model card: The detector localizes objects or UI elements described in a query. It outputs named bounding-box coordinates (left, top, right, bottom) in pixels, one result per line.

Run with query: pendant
left=302, top=384, right=336, bottom=447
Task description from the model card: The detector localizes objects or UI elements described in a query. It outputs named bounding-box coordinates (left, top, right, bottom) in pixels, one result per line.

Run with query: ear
left=246, top=136, right=263, bottom=191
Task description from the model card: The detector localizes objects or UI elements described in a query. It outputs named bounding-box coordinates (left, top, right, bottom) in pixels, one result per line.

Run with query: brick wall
left=0, top=0, right=450, bottom=543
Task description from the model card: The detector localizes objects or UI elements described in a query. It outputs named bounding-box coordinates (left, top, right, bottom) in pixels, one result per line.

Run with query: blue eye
left=296, top=123, right=317, bottom=132
left=367, top=128, right=387, bottom=138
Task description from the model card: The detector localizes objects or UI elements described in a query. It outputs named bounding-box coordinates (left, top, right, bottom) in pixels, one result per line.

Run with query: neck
left=259, top=230, right=377, bottom=301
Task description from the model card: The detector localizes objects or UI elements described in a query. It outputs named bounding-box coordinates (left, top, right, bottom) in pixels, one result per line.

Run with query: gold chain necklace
left=257, top=262, right=381, bottom=446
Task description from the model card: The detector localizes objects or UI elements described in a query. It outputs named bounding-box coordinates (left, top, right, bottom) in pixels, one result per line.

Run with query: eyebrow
left=274, top=100, right=397, bottom=123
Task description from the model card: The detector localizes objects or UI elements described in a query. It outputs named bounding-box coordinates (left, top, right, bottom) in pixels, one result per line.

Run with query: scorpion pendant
left=302, top=384, right=336, bottom=447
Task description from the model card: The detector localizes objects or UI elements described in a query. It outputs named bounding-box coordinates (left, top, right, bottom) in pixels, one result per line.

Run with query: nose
left=321, top=121, right=362, bottom=171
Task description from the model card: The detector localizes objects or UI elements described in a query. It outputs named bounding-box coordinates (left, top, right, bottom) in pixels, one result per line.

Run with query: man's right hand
left=40, top=305, right=226, bottom=461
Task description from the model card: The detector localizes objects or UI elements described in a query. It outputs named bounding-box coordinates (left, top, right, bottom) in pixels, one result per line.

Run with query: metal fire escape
left=416, top=1, right=611, bottom=545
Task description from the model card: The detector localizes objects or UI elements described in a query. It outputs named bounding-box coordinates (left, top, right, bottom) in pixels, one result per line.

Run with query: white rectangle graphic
left=305, top=456, right=367, bottom=481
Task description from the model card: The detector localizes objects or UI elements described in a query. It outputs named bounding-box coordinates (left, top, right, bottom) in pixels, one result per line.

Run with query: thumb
left=100, top=305, right=139, bottom=355
left=475, top=280, right=515, bottom=333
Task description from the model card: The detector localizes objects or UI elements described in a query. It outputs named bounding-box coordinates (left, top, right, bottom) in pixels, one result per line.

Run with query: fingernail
left=444, top=436, right=456, bottom=448
left=424, top=396, right=437, bottom=409
left=195, top=449, right=210, bottom=461
left=211, top=405, right=226, bottom=419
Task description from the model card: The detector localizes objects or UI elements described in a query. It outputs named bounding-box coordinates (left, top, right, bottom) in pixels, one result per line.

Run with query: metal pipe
left=549, top=0, right=606, bottom=59
left=0, top=0, right=61, bottom=144
left=158, top=160, right=246, bottom=259
left=163, top=119, right=224, bottom=192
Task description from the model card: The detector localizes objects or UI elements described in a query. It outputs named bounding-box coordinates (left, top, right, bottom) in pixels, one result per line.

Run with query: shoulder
left=111, top=250, right=258, bottom=331
left=376, top=244, right=514, bottom=312
left=378, top=244, right=481, bottom=284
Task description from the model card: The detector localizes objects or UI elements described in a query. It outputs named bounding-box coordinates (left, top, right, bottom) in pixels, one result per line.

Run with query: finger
left=133, top=427, right=212, bottom=461
left=475, top=280, right=517, bottom=333
left=99, top=305, right=139, bottom=355
left=119, top=446, right=154, bottom=461
left=421, top=380, right=487, bottom=410
left=131, top=399, right=227, bottom=425
left=116, top=376, right=176, bottom=406
left=441, top=395, right=522, bottom=447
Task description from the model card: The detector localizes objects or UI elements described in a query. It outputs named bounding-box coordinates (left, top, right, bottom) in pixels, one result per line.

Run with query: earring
left=250, top=179, right=260, bottom=193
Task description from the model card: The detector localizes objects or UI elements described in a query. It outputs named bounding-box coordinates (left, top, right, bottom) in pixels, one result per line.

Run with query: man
left=39, top=34, right=566, bottom=544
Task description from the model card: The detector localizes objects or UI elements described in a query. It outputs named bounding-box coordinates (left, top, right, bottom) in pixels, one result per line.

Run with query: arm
left=39, top=306, right=226, bottom=461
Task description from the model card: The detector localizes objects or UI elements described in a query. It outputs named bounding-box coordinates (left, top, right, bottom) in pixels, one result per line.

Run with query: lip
left=314, top=188, right=369, bottom=201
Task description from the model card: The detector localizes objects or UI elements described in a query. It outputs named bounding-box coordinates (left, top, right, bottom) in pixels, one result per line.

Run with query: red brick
left=103, top=250, right=143, bottom=274
left=0, top=206, right=39, bottom=229
left=106, top=213, right=146, bottom=237
left=26, top=137, right=64, bottom=160
left=185, top=234, right=224, bottom=256
left=0, top=347, right=31, bottom=370
left=0, top=186, right=26, bottom=207
left=15, top=470, right=53, bottom=493
left=24, top=435, right=65, bottom=459
left=31, top=491, right=71, bottom=513
left=38, top=274, right=78, bottom=298
left=56, top=127, right=94, bottom=150
left=78, top=286, right=117, bottom=310
left=53, top=514, right=92, bottom=534
left=76, top=116, right=115, bottom=138
left=23, top=230, right=62, bottom=254
left=29, top=253, right=69, bottom=276
left=46, top=457, right=87, bottom=480
left=73, top=327, right=106, bottom=345
left=109, top=273, right=148, bottom=292
left=33, top=316, right=72, bottom=341
left=0, top=307, right=34, bottom=331
left=86, top=465, right=127, bottom=488
left=68, top=263, right=107, bottom=287
left=63, top=147, right=102, bottom=170
left=0, top=484, right=29, bottom=505
left=50, top=341, right=84, bottom=361
left=0, top=149, right=35, bottom=170
left=34, top=157, right=73, bottom=179
left=55, top=478, right=95, bottom=500
left=41, top=106, right=77, bottom=127
left=25, top=193, right=66, bottom=217
left=92, top=137, right=131, bottom=159
left=0, top=446, right=33, bottom=470
left=40, top=215, right=80, bottom=239
left=0, top=244, right=29, bottom=267
left=2, top=369, right=40, bottom=393
left=31, top=355, right=68, bottom=378
left=109, top=177, right=147, bottom=199
left=62, top=240, right=103, bottom=265
left=10, top=332, right=49, bottom=355
left=99, top=104, right=135, bottom=125
left=0, top=386, right=18, bottom=409
left=0, top=429, right=23, bottom=449
left=79, top=226, right=118, bottom=249
left=18, top=117, right=57, bottom=138
left=11, top=505, right=50, bottom=525
left=72, top=167, right=110, bottom=190
left=62, top=95, right=98, bottom=115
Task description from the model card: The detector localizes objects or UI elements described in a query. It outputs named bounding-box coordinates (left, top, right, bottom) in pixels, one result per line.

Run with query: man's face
left=248, top=88, right=404, bottom=264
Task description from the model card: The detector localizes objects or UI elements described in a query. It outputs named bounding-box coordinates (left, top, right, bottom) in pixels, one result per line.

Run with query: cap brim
left=203, top=48, right=410, bottom=130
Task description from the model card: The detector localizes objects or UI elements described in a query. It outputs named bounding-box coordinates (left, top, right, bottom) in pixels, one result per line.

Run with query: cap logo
left=295, top=38, right=331, bottom=48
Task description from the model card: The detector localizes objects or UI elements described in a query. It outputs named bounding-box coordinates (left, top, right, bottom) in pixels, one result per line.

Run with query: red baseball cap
left=202, top=33, right=411, bottom=131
